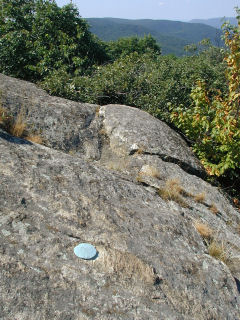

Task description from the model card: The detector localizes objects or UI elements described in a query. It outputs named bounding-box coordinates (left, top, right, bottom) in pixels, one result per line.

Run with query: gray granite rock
left=0, top=74, right=240, bottom=319
left=99, top=104, right=204, bottom=177
left=0, top=73, right=101, bottom=160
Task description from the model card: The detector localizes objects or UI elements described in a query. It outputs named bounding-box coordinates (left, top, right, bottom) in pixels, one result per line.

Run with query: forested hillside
left=190, top=17, right=237, bottom=29
left=87, top=17, right=223, bottom=55
left=0, top=0, right=239, bottom=203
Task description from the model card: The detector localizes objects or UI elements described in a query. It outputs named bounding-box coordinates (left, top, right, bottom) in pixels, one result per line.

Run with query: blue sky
left=56, top=0, right=239, bottom=21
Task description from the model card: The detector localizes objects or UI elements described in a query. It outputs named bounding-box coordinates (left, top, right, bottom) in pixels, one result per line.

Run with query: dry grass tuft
left=194, top=221, right=213, bottom=240
left=135, top=148, right=144, bottom=155
left=158, top=178, right=189, bottom=208
left=208, top=240, right=228, bottom=264
left=0, top=108, right=26, bottom=138
left=194, top=222, right=229, bottom=264
left=9, top=113, right=26, bottom=137
left=194, top=192, right=206, bottom=203
left=138, top=165, right=160, bottom=179
left=136, top=174, right=144, bottom=183
left=209, top=203, right=219, bottom=215
left=165, top=178, right=182, bottom=191
left=0, top=106, right=6, bottom=124
left=0, top=107, right=44, bottom=144
left=25, top=134, right=44, bottom=144
left=0, top=106, right=13, bottom=130
left=99, top=127, right=108, bottom=136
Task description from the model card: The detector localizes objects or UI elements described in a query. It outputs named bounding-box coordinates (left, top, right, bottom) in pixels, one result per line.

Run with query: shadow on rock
left=0, top=130, right=32, bottom=145
left=235, top=278, right=240, bottom=294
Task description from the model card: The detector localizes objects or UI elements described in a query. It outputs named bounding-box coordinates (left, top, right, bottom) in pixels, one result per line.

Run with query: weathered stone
left=0, top=74, right=240, bottom=320
left=99, top=104, right=204, bottom=177
left=0, top=73, right=101, bottom=160
left=228, top=256, right=240, bottom=280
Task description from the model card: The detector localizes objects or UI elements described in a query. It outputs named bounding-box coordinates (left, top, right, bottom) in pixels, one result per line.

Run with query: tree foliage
left=42, top=46, right=226, bottom=122
left=105, top=35, right=161, bottom=61
left=171, top=10, right=240, bottom=196
left=0, top=0, right=108, bottom=80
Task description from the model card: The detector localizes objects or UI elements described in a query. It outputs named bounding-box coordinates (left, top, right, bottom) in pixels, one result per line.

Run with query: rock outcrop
left=0, top=73, right=240, bottom=320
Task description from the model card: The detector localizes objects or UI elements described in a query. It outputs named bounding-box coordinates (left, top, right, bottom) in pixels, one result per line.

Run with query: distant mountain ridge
left=87, top=17, right=223, bottom=56
left=190, top=17, right=237, bottom=29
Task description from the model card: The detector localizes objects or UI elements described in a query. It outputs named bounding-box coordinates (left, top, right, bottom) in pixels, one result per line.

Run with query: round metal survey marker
left=74, top=243, right=98, bottom=260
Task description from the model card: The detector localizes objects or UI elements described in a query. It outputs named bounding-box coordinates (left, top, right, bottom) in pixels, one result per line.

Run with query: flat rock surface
left=0, top=74, right=240, bottom=320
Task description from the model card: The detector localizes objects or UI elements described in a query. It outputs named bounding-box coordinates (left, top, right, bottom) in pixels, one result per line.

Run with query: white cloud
left=158, top=2, right=165, bottom=6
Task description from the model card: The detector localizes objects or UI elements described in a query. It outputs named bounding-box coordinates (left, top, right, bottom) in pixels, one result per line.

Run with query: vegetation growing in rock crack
left=194, top=221, right=213, bottom=241
left=158, top=178, right=190, bottom=208
left=194, top=221, right=230, bottom=264
left=207, top=240, right=229, bottom=264
left=0, top=106, right=43, bottom=144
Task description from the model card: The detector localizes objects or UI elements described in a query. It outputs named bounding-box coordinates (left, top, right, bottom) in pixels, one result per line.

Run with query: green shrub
left=105, top=35, right=161, bottom=61
left=41, top=49, right=226, bottom=123
left=170, top=12, right=240, bottom=198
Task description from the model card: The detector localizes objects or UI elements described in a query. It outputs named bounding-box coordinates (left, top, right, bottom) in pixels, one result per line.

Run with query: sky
left=56, top=0, right=239, bottom=21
